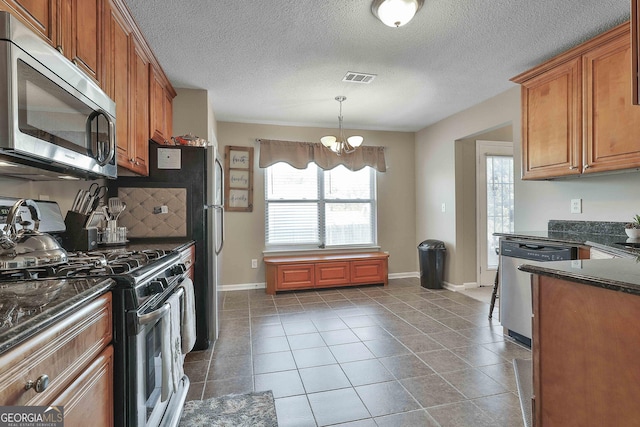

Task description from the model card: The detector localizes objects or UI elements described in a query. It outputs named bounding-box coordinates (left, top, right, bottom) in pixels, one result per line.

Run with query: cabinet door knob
left=56, top=45, right=64, bottom=55
left=25, top=374, right=49, bottom=393
left=583, top=164, right=591, bottom=172
left=569, top=166, right=577, bottom=170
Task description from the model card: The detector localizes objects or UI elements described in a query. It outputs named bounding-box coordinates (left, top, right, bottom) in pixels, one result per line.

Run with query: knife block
left=61, top=211, right=98, bottom=251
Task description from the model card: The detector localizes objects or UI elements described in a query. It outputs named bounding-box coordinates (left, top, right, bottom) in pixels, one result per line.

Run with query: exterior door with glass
left=476, top=141, right=514, bottom=286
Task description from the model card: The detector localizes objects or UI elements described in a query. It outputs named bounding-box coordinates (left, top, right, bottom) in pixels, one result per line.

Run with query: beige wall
left=418, top=85, right=640, bottom=286
left=455, top=126, right=513, bottom=285
left=416, top=88, right=521, bottom=286
left=216, top=121, right=416, bottom=286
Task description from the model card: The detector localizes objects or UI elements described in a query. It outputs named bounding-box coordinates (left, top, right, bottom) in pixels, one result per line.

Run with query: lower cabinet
left=264, top=252, right=388, bottom=294
left=0, top=293, right=113, bottom=427
left=531, top=275, right=640, bottom=425
left=51, top=345, right=113, bottom=426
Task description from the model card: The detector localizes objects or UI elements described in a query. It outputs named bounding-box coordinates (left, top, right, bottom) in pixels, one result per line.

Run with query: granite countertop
left=519, top=259, right=640, bottom=296
left=0, top=239, right=195, bottom=355
left=0, top=278, right=114, bottom=355
left=496, top=220, right=640, bottom=296
left=494, top=230, right=639, bottom=258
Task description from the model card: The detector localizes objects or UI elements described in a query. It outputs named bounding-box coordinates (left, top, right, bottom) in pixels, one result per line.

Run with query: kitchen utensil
left=86, top=183, right=107, bottom=214
left=108, top=198, right=126, bottom=221
left=71, top=190, right=83, bottom=212
left=0, top=199, right=68, bottom=270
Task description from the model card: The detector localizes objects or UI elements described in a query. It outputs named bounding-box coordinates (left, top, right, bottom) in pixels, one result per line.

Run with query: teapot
left=0, top=199, right=68, bottom=270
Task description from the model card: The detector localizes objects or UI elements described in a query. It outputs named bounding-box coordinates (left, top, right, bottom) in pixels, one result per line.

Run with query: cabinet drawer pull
left=25, top=374, right=49, bottom=393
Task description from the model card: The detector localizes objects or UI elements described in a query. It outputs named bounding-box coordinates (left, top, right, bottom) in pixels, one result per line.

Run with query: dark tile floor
left=184, top=278, right=531, bottom=426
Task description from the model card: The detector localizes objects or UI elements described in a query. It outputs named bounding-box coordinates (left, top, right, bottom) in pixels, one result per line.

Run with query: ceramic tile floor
left=183, top=277, right=531, bottom=426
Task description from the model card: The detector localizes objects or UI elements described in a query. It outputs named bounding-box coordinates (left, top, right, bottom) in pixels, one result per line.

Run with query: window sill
left=263, top=245, right=381, bottom=257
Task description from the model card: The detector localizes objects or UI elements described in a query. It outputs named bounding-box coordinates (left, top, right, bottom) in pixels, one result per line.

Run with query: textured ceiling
left=124, top=0, right=630, bottom=132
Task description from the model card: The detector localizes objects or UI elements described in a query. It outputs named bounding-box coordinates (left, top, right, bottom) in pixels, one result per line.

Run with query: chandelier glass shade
left=371, top=0, right=424, bottom=28
left=320, top=96, right=364, bottom=156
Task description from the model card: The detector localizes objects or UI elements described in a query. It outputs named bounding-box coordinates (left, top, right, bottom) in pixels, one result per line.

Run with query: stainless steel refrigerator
left=112, top=141, right=224, bottom=350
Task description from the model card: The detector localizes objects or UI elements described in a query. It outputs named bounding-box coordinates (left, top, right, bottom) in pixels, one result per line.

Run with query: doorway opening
left=476, top=141, right=514, bottom=286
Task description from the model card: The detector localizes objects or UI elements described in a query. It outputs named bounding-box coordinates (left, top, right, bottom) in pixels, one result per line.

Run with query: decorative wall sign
left=224, top=146, right=253, bottom=212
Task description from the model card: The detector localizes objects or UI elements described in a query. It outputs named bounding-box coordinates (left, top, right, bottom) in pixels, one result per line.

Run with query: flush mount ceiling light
left=371, top=0, right=424, bottom=27
left=320, top=96, right=364, bottom=156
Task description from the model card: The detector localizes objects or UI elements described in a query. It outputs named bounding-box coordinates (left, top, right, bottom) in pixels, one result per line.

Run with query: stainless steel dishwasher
left=499, top=239, right=577, bottom=347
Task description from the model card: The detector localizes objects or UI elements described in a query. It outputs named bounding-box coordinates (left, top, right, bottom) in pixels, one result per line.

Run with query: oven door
left=131, top=288, right=188, bottom=427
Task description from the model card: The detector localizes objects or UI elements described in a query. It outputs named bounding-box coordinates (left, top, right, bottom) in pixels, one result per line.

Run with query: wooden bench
left=264, top=252, right=389, bottom=295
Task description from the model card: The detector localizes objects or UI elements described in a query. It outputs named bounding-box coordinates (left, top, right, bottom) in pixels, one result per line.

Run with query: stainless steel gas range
left=0, top=199, right=191, bottom=427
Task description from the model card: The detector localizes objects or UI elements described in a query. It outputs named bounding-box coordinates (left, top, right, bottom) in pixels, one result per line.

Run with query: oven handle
left=134, top=286, right=185, bottom=332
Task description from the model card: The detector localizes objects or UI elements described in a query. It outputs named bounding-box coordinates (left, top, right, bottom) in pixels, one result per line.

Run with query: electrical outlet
left=570, top=198, right=582, bottom=214
left=251, top=259, right=258, bottom=269
left=441, top=203, right=446, bottom=213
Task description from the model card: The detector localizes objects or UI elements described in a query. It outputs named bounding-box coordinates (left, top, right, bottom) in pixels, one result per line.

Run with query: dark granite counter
left=0, top=239, right=195, bottom=355
left=494, top=229, right=638, bottom=258
left=519, top=258, right=640, bottom=296
left=0, top=278, right=113, bottom=355
left=497, top=220, right=640, bottom=297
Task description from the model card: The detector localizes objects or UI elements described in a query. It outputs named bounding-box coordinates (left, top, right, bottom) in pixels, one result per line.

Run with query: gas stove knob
left=146, top=280, right=165, bottom=295
left=171, top=264, right=186, bottom=276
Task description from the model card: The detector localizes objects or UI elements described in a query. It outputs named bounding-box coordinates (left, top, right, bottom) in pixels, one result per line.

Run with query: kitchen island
left=519, top=258, right=640, bottom=426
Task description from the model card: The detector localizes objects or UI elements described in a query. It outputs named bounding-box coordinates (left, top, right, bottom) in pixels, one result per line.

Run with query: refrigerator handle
left=216, top=206, right=224, bottom=255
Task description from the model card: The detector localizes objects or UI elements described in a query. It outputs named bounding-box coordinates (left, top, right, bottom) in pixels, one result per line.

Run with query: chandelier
left=371, top=0, right=424, bottom=28
left=320, top=96, right=364, bottom=156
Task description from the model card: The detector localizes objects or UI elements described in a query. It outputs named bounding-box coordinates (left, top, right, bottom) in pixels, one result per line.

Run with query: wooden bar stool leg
left=489, top=265, right=499, bottom=319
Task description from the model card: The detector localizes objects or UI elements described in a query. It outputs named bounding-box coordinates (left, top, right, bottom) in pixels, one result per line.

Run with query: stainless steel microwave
left=0, top=11, right=116, bottom=180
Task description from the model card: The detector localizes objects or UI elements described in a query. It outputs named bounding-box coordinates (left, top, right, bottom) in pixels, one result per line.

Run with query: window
left=265, top=162, right=377, bottom=248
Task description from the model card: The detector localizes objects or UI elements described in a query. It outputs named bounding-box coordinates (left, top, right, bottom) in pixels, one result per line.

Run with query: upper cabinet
left=0, top=0, right=58, bottom=42
left=149, top=65, right=176, bottom=145
left=1, top=0, right=104, bottom=85
left=2, top=0, right=176, bottom=176
left=58, top=0, right=104, bottom=85
left=512, top=23, right=640, bottom=180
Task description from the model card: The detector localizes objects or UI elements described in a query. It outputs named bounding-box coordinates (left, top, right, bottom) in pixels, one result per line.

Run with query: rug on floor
left=179, top=390, right=278, bottom=427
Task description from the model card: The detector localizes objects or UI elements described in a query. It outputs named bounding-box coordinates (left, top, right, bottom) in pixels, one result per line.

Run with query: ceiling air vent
left=342, top=71, right=376, bottom=84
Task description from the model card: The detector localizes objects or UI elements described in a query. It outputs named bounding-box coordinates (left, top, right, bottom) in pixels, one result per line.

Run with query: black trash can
left=418, top=240, right=446, bottom=289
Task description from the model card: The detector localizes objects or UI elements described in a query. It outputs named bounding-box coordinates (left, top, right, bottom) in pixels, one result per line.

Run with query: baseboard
left=443, top=282, right=466, bottom=292
left=389, top=271, right=419, bottom=279
left=220, top=283, right=265, bottom=292
left=463, top=282, right=478, bottom=289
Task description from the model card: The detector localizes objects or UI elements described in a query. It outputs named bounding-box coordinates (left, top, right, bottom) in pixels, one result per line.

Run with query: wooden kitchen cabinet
left=0, top=0, right=103, bottom=84
left=531, top=275, right=640, bottom=425
left=583, top=31, right=640, bottom=173
left=4, top=0, right=176, bottom=176
left=58, top=0, right=104, bottom=85
left=513, top=22, right=640, bottom=179
left=105, top=0, right=148, bottom=175
left=104, top=0, right=131, bottom=174
left=0, top=0, right=58, bottom=43
left=128, top=33, right=150, bottom=175
left=264, top=252, right=388, bottom=294
left=517, top=58, right=581, bottom=179
left=0, top=293, right=113, bottom=426
left=51, top=345, right=113, bottom=426
left=150, top=65, right=176, bottom=145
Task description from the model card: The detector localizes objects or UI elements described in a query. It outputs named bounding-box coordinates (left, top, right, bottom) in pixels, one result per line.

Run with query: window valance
left=257, top=139, right=387, bottom=172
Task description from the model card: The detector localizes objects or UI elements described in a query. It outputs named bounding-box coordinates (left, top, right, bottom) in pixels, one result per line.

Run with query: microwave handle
left=87, top=109, right=115, bottom=166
